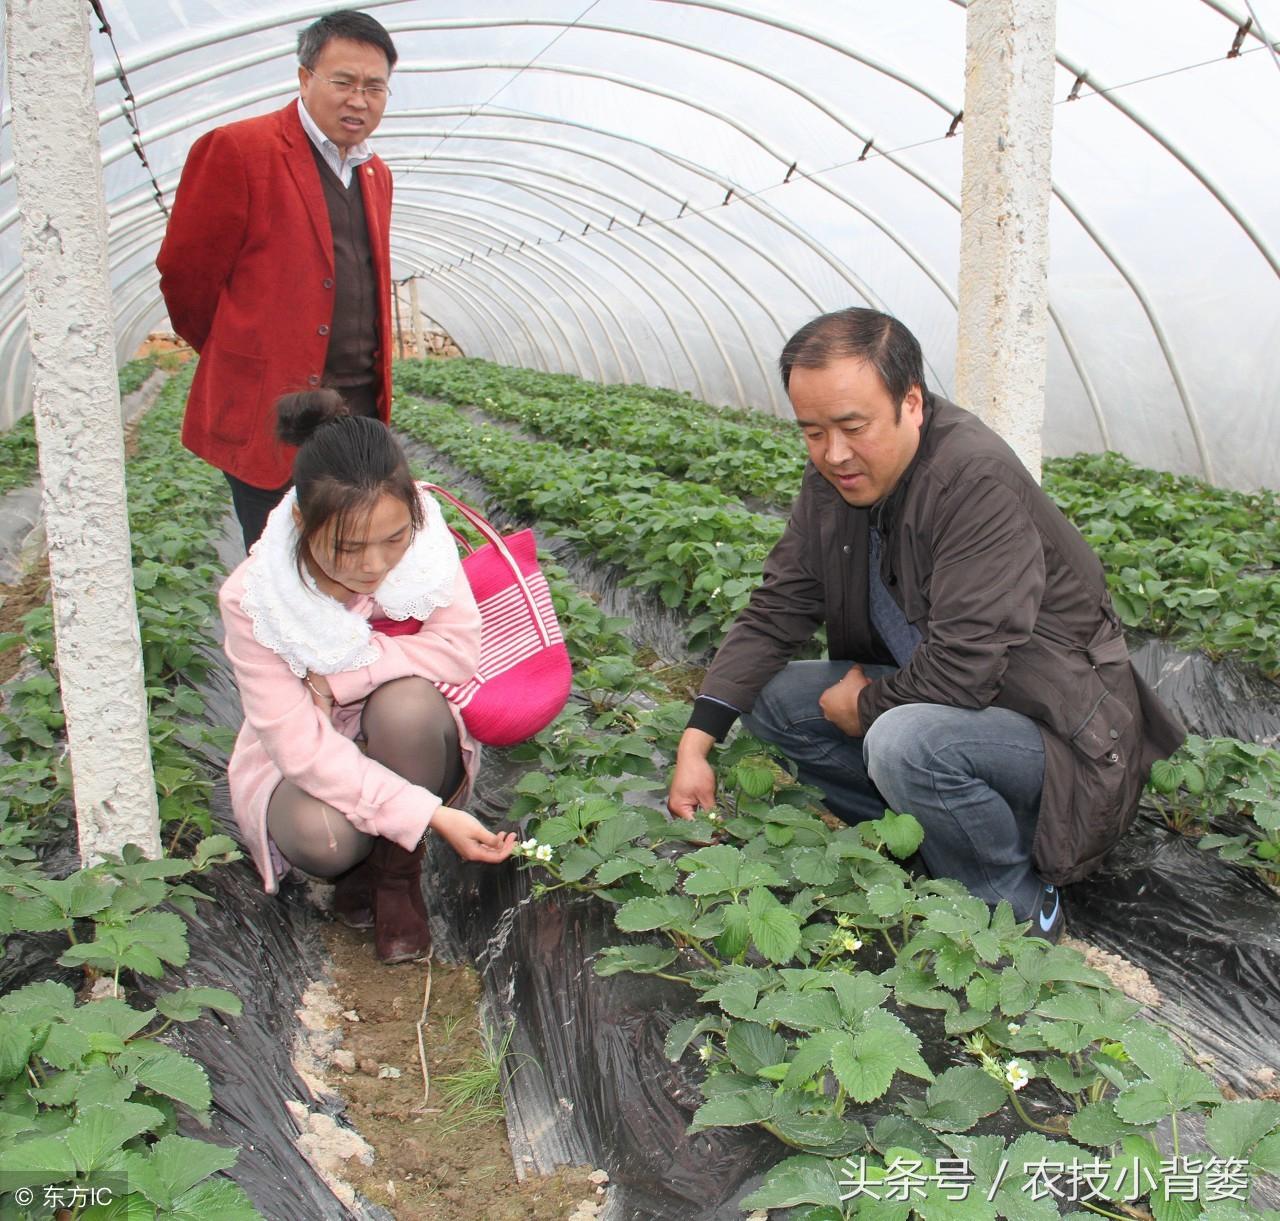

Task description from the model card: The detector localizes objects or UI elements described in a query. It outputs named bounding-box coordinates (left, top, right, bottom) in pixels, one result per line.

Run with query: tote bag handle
left=419, top=483, right=554, bottom=650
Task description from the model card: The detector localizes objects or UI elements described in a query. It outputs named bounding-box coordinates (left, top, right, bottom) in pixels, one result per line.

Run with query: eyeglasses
left=304, top=67, right=391, bottom=99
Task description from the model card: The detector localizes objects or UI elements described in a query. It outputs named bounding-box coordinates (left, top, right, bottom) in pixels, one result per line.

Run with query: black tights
left=265, top=677, right=464, bottom=876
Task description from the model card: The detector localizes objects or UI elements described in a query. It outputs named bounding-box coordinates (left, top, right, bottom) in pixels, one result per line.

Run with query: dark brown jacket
left=700, top=394, right=1184, bottom=883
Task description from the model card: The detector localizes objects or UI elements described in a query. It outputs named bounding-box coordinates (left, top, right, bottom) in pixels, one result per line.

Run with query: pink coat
left=219, top=562, right=483, bottom=893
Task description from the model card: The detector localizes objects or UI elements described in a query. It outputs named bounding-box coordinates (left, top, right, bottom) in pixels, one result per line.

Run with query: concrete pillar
left=5, top=0, right=161, bottom=861
left=954, top=0, right=1057, bottom=481
left=409, top=277, right=424, bottom=361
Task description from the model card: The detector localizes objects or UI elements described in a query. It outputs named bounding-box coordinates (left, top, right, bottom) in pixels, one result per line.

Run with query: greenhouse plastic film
left=3, top=2, right=1279, bottom=487
left=0, top=486, right=43, bottom=585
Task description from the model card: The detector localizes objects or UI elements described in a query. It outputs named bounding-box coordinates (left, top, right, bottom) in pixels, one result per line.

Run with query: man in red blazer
left=157, top=11, right=397, bottom=549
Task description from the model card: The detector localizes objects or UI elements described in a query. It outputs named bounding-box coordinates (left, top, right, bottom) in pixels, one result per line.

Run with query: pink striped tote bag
left=420, top=484, right=571, bottom=747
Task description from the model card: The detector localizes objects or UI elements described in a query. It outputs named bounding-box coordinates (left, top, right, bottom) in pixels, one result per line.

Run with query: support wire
left=86, top=0, right=169, bottom=218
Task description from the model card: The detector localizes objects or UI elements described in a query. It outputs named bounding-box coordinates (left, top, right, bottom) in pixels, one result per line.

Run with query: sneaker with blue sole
left=1024, top=883, right=1065, bottom=943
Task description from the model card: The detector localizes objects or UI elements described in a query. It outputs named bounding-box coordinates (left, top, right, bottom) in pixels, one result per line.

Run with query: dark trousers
left=224, top=381, right=380, bottom=552
left=743, top=660, right=1047, bottom=919
left=226, top=474, right=290, bottom=552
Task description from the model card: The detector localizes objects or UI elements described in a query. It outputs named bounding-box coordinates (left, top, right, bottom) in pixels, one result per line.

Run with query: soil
left=1061, top=934, right=1163, bottom=1007
left=310, top=921, right=600, bottom=1220
left=0, top=558, right=48, bottom=684
left=133, top=336, right=194, bottom=363
left=123, top=413, right=143, bottom=460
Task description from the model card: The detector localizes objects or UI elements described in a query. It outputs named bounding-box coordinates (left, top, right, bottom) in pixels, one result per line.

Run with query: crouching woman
left=218, top=390, right=514, bottom=962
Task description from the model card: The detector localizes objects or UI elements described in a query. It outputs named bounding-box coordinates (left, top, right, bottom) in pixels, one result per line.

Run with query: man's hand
left=668, top=728, right=718, bottom=820
left=430, top=806, right=517, bottom=863
left=819, top=665, right=871, bottom=737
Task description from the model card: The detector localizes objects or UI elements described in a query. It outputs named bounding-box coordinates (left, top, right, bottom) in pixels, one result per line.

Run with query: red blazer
left=157, top=102, right=394, bottom=489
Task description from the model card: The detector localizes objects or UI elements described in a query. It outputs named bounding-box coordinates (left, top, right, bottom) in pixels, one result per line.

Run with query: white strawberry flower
left=535, top=843, right=554, bottom=863
left=1007, top=1022, right=1021, bottom=1036
left=1005, top=1060, right=1031, bottom=1091
left=842, top=935, right=863, bottom=953
left=517, top=837, right=539, bottom=857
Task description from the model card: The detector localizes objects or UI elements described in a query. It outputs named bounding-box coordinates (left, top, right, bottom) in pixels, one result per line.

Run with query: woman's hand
left=304, top=671, right=334, bottom=709
left=430, top=806, right=516, bottom=863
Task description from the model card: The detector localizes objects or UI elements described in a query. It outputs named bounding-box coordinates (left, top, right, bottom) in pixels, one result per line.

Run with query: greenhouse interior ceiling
left=1, top=0, right=1277, bottom=490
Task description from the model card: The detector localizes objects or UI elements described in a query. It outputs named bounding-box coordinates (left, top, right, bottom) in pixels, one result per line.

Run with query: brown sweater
left=310, top=141, right=379, bottom=388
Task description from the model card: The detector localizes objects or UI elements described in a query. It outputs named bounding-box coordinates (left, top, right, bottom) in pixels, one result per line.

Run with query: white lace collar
left=240, top=485, right=460, bottom=677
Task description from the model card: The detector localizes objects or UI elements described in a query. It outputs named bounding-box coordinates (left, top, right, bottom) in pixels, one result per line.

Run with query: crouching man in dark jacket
left=666, top=307, right=1184, bottom=941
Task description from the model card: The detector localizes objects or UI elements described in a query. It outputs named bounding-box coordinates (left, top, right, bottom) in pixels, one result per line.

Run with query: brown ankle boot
left=370, top=838, right=432, bottom=964
left=332, top=854, right=375, bottom=930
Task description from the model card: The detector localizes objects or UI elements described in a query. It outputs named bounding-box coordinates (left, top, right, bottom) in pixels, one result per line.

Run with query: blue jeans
left=742, top=661, right=1047, bottom=919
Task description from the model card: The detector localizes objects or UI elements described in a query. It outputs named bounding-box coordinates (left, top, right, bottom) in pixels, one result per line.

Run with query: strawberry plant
left=392, top=392, right=785, bottom=650
left=0, top=357, right=160, bottom=496
left=0, top=838, right=258, bottom=1218
left=117, top=355, right=160, bottom=399
left=1148, top=734, right=1280, bottom=878
left=0, top=412, right=39, bottom=496
left=1044, top=453, right=1280, bottom=676
left=396, top=358, right=805, bottom=507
